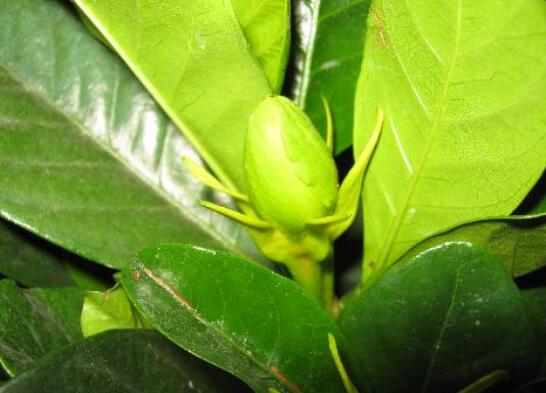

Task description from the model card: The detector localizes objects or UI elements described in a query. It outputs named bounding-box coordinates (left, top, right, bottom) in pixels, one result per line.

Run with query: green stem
left=321, top=253, right=335, bottom=315
left=287, top=257, right=323, bottom=306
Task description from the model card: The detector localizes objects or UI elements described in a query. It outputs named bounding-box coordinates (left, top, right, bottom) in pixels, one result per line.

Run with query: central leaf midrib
left=0, top=60, right=248, bottom=259
left=376, top=0, right=463, bottom=270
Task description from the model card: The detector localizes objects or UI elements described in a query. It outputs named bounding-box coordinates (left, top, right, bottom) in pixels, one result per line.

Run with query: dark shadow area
left=514, top=170, right=546, bottom=214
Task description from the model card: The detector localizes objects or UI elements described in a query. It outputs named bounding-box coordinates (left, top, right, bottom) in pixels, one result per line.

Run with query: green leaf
left=72, top=0, right=271, bottom=193
left=354, top=0, right=546, bottom=280
left=118, top=244, right=347, bottom=393
left=0, top=218, right=74, bottom=287
left=0, top=330, right=250, bottom=393
left=81, top=287, right=146, bottom=337
left=339, top=243, right=540, bottom=393
left=233, top=0, right=290, bottom=93
left=0, top=280, right=83, bottom=376
left=291, top=0, right=371, bottom=153
left=404, top=214, right=546, bottom=278
left=0, top=0, right=264, bottom=269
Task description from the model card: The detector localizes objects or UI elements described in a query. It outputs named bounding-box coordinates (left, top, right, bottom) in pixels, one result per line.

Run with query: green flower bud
left=244, top=96, right=338, bottom=233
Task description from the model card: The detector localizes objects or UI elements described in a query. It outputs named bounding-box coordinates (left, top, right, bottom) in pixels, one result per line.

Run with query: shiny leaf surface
left=0, top=280, right=83, bottom=376
left=354, top=0, right=546, bottom=279
left=291, top=0, right=371, bottom=153
left=119, top=244, right=347, bottom=393
left=233, top=0, right=291, bottom=92
left=0, top=330, right=250, bottom=393
left=0, top=218, right=73, bottom=287
left=340, top=243, right=540, bottom=393
left=404, top=214, right=546, bottom=278
left=0, top=0, right=263, bottom=269
left=72, top=0, right=271, bottom=192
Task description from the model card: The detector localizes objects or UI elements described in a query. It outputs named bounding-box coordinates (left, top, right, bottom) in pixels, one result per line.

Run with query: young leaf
left=72, top=0, right=271, bottom=193
left=0, top=280, right=83, bottom=376
left=291, top=0, right=372, bottom=153
left=339, top=243, right=540, bottom=393
left=0, top=330, right=249, bottom=393
left=0, top=219, right=74, bottom=288
left=354, top=0, right=546, bottom=280
left=118, top=244, right=348, bottom=393
left=232, top=0, right=291, bottom=93
left=81, top=287, right=146, bottom=337
left=404, top=214, right=546, bottom=278
left=0, top=0, right=264, bottom=269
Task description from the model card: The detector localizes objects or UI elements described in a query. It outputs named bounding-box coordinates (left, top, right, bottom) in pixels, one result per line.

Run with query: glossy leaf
left=354, top=0, right=546, bottom=279
left=404, top=214, right=546, bottom=278
left=81, top=287, right=145, bottom=337
left=233, top=0, right=290, bottom=93
left=339, top=243, right=540, bottom=393
left=0, top=218, right=73, bottom=287
left=72, top=0, right=271, bottom=192
left=0, top=280, right=83, bottom=376
left=0, top=0, right=263, bottom=269
left=0, top=330, right=250, bottom=393
left=291, top=0, right=371, bottom=153
left=119, top=244, right=347, bottom=393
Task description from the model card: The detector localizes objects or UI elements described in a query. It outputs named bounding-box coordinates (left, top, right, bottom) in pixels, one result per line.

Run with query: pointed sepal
left=328, top=109, right=384, bottom=239
left=199, top=200, right=271, bottom=230
left=183, top=157, right=249, bottom=202
left=321, top=95, right=335, bottom=154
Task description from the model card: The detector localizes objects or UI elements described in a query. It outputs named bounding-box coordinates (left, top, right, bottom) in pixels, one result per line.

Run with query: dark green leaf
left=0, top=0, right=263, bottom=269
left=355, top=0, right=546, bottom=280
left=119, top=244, right=346, bottom=393
left=72, top=0, right=271, bottom=193
left=339, top=243, right=539, bottom=393
left=291, top=0, right=370, bottom=154
left=0, top=280, right=83, bottom=376
left=0, top=218, right=73, bottom=287
left=0, top=330, right=250, bottom=393
left=404, top=214, right=546, bottom=278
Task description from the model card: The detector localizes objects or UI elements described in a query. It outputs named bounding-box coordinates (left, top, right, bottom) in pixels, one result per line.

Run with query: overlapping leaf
left=0, top=280, right=83, bottom=376
left=0, top=330, right=250, bottom=393
left=354, top=0, right=546, bottom=279
left=405, top=214, right=546, bottom=278
left=0, top=219, right=73, bottom=287
left=291, top=0, right=371, bottom=153
left=72, top=0, right=271, bottom=192
left=119, top=244, right=348, bottom=393
left=233, top=0, right=290, bottom=93
left=0, top=0, right=263, bottom=269
left=340, top=243, right=540, bottom=393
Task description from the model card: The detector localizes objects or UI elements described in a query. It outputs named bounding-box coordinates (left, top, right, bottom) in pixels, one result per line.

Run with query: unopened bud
left=244, top=96, right=338, bottom=233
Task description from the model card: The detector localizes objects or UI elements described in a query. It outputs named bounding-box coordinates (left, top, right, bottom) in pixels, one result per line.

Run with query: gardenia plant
left=0, top=0, right=545, bottom=393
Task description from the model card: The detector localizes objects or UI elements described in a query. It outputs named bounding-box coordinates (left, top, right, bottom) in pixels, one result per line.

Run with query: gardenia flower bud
left=244, top=96, right=338, bottom=233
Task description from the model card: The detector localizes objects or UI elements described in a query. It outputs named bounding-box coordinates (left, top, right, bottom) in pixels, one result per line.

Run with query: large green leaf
left=404, top=214, right=546, bottom=278
left=119, top=244, right=347, bottom=393
left=291, top=0, right=371, bottom=154
left=339, top=243, right=540, bottom=393
left=354, top=0, right=546, bottom=279
left=72, top=0, right=271, bottom=192
left=233, top=0, right=290, bottom=93
left=0, top=218, right=73, bottom=287
left=0, top=0, right=263, bottom=269
left=0, top=280, right=83, bottom=376
left=0, top=330, right=250, bottom=393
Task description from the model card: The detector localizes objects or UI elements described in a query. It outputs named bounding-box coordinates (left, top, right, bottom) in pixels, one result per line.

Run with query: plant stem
left=321, top=253, right=335, bottom=315
left=287, top=257, right=323, bottom=306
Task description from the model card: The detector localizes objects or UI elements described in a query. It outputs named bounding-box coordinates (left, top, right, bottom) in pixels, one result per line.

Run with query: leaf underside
left=354, top=0, right=546, bottom=278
